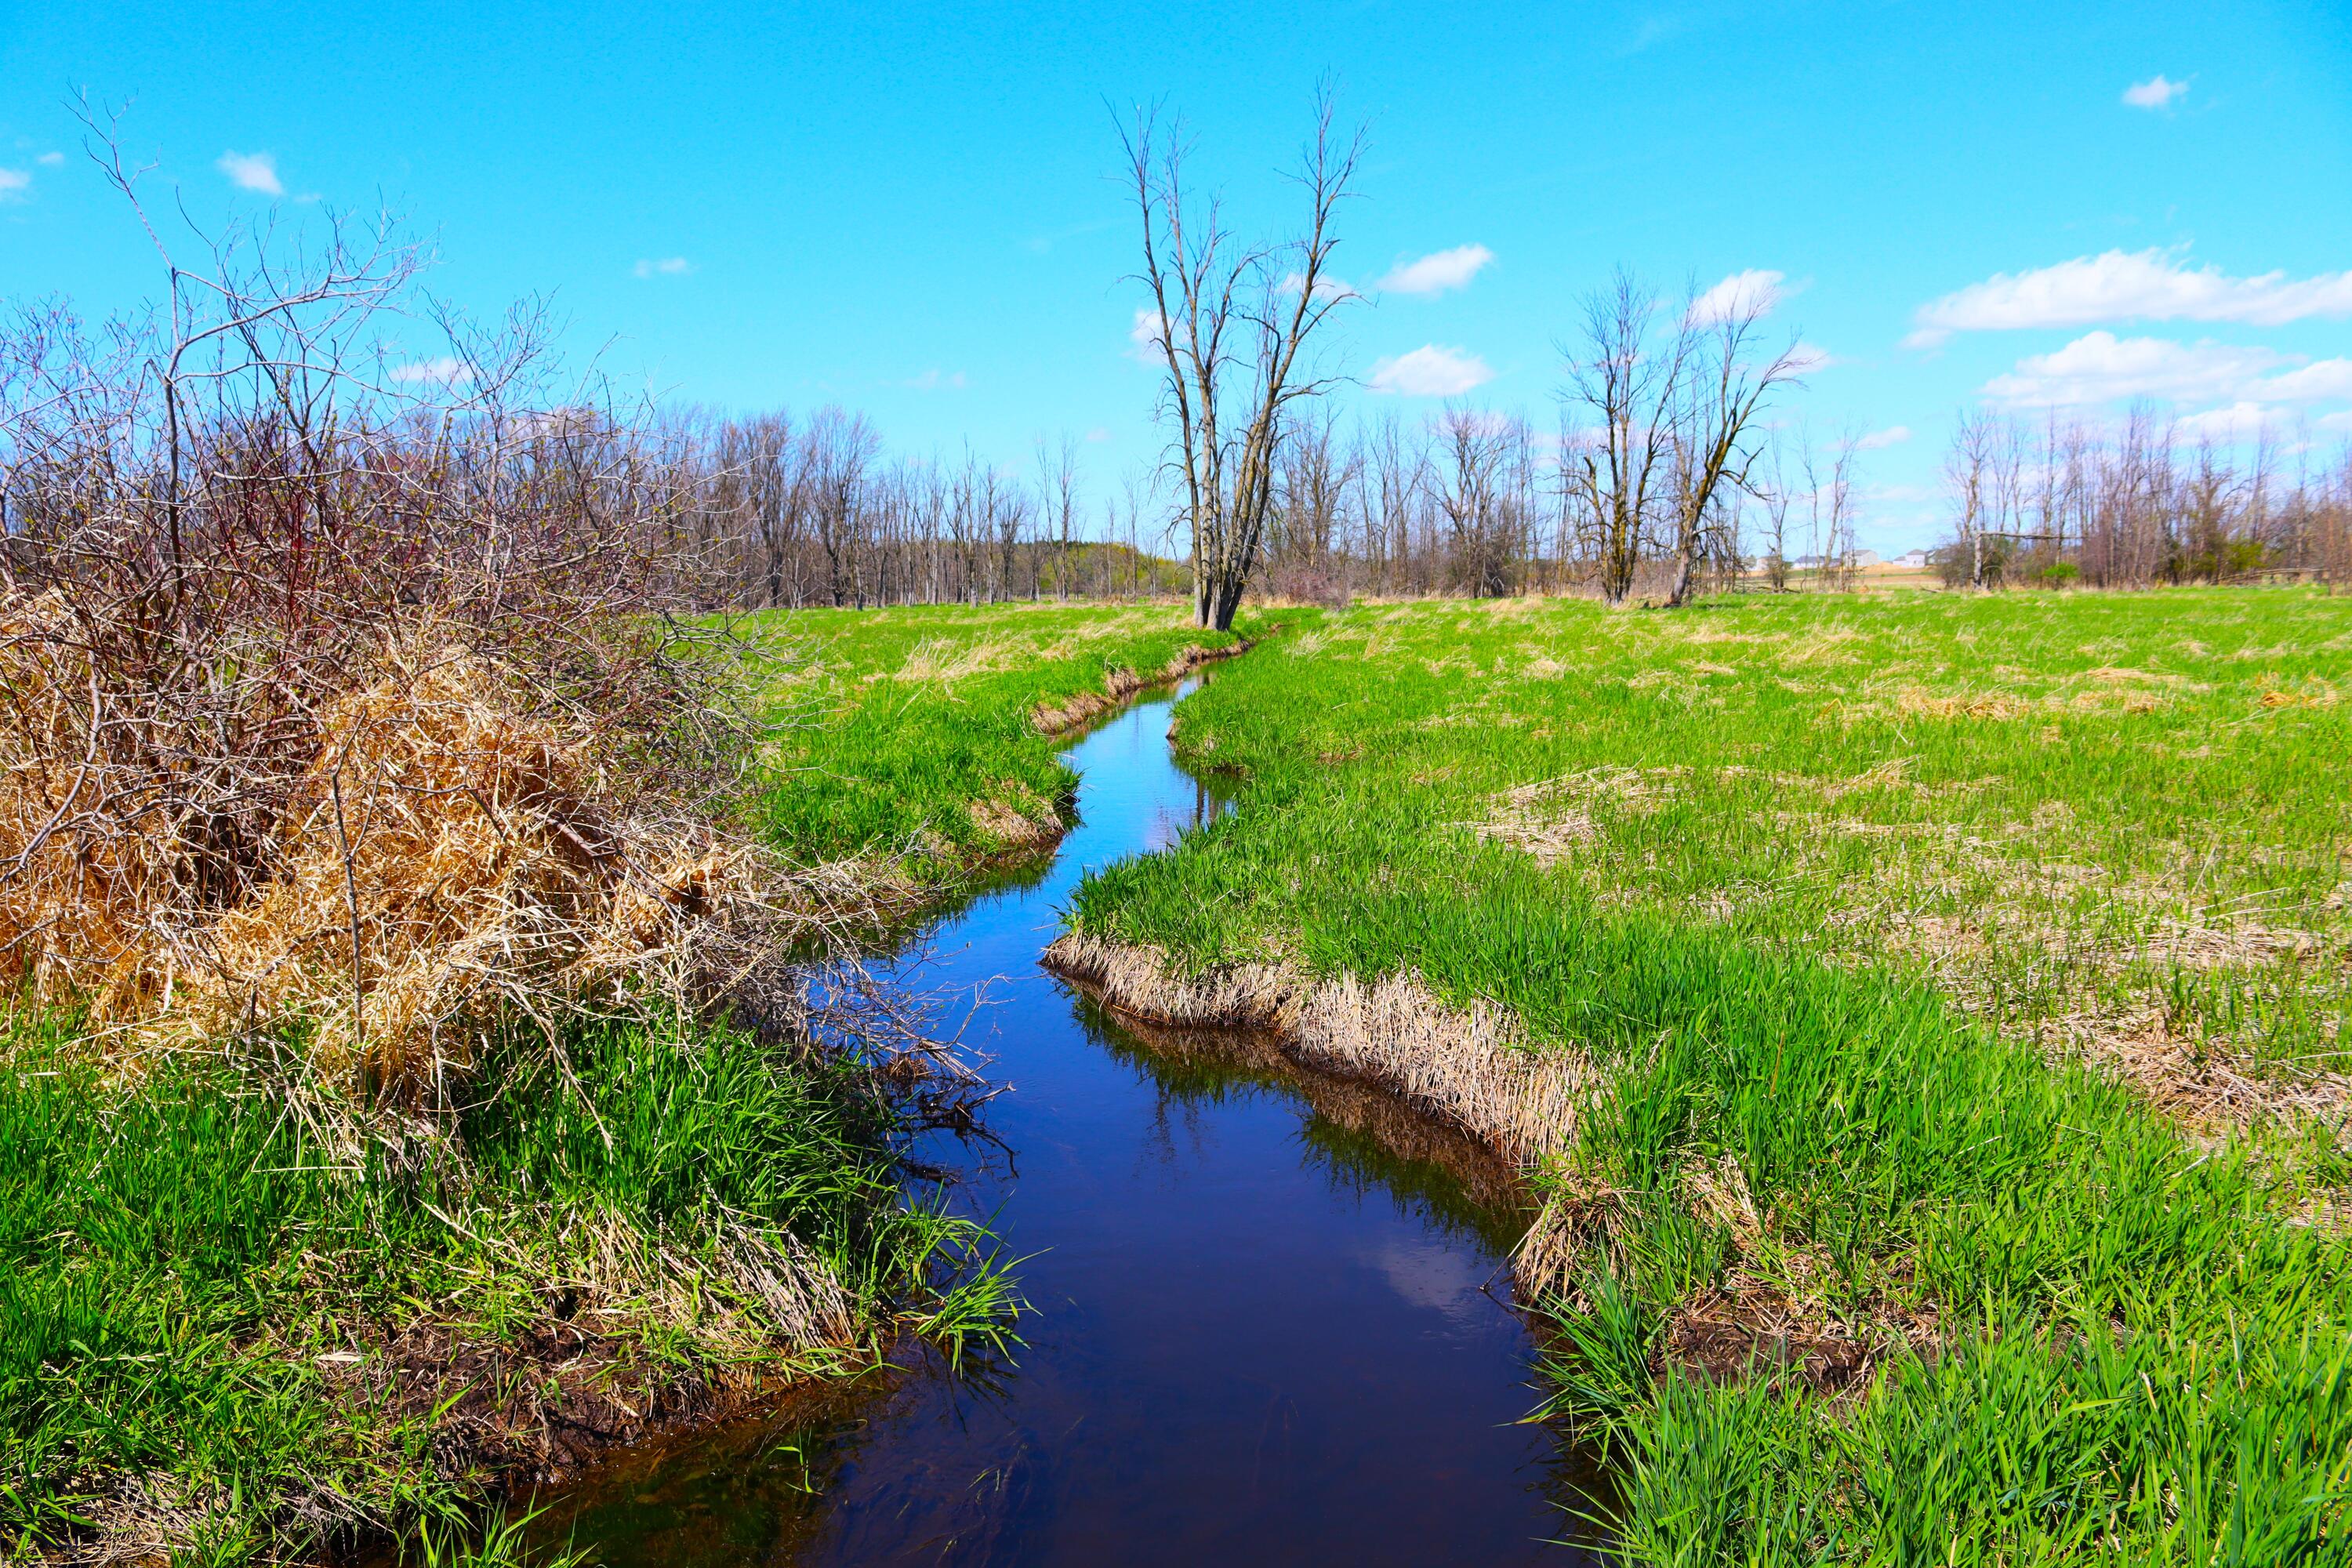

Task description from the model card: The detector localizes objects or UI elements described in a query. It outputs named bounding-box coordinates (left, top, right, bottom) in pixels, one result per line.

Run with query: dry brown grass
left=0, top=608, right=862, bottom=1105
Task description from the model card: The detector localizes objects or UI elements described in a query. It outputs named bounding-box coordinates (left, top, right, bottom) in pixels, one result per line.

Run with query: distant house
left=1892, top=548, right=1929, bottom=569
left=1852, top=548, right=1882, bottom=568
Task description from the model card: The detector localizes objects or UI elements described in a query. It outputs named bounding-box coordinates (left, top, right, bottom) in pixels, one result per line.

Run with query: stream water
left=543, top=682, right=1601, bottom=1565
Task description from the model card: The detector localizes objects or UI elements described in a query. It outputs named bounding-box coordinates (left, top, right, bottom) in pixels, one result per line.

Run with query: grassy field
left=1066, top=587, right=2352, bottom=1563
left=735, top=601, right=1247, bottom=877
left=0, top=603, right=1238, bottom=1566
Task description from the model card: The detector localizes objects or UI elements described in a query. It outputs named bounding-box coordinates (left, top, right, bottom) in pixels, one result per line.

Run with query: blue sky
left=5, top=0, right=2350, bottom=550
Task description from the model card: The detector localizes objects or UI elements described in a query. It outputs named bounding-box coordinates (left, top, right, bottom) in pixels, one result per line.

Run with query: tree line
left=643, top=390, right=1882, bottom=613
left=1936, top=408, right=2352, bottom=589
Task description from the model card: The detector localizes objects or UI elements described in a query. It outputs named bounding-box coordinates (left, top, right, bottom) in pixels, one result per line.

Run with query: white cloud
left=1857, top=425, right=1912, bottom=450
left=1786, top=340, right=1838, bottom=373
left=216, top=151, right=283, bottom=196
left=2320, top=410, right=2352, bottom=434
left=1281, top=269, right=1362, bottom=302
left=0, top=167, right=28, bottom=201
left=632, top=256, right=694, bottom=278
left=1128, top=307, right=1168, bottom=363
left=1690, top=268, right=1785, bottom=324
left=1367, top=344, right=1494, bottom=397
left=389, top=357, right=474, bottom=387
left=901, top=368, right=967, bottom=390
left=2122, top=74, right=2190, bottom=110
left=36, top=151, right=64, bottom=167
left=1981, top=331, right=2352, bottom=408
left=2256, top=359, right=2352, bottom=401
left=2172, top=401, right=2280, bottom=442
left=1376, top=244, right=1494, bottom=296
left=1906, top=249, right=2352, bottom=347
left=1984, top=333, right=2280, bottom=405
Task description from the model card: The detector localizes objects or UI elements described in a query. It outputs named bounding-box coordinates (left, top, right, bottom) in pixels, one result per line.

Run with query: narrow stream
left=543, top=682, right=1601, bottom=1565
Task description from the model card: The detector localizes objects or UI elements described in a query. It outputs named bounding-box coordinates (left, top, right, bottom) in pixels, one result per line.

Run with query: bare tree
left=1434, top=407, right=1523, bottom=598
left=1563, top=270, right=1800, bottom=607
left=1365, top=412, right=1429, bottom=593
left=1756, top=436, right=1795, bottom=591
left=1122, top=92, right=1363, bottom=630
left=1946, top=408, right=1997, bottom=588
left=806, top=409, right=878, bottom=607
left=1562, top=271, right=1686, bottom=604
left=1037, top=432, right=1081, bottom=601
left=1803, top=429, right=1862, bottom=592
left=1661, top=287, right=1808, bottom=607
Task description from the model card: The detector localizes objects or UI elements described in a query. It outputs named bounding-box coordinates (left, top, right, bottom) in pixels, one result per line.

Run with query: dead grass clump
left=894, top=633, right=1022, bottom=684
left=1476, top=765, right=1690, bottom=862
left=1027, top=639, right=1249, bottom=732
left=966, top=796, right=1058, bottom=850
left=1896, top=688, right=2029, bottom=720
left=2257, top=680, right=2340, bottom=709
left=0, top=619, right=825, bottom=1100
left=1044, top=935, right=1588, bottom=1164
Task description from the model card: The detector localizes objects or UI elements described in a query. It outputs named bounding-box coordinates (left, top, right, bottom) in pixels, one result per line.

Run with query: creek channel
left=539, top=678, right=1605, bottom=1565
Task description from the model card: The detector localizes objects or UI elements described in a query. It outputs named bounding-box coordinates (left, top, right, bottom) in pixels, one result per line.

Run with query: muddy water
left=546, top=684, right=1600, bottom=1566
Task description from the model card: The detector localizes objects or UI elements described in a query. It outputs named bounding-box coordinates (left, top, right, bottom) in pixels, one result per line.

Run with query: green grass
left=1067, top=586, right=2352, bottom=1563
left=0, top=1010, right=1002, bottom=1564
left=734, top=601, right=1247, bottom=873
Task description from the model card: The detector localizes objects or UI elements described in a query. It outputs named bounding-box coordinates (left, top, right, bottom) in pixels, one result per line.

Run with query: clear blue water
left=545, top=683, right=1599, bottom=1566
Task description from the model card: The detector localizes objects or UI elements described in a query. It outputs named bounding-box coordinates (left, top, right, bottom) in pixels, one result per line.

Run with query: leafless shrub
left=0, top=120, right=832, bottom=1109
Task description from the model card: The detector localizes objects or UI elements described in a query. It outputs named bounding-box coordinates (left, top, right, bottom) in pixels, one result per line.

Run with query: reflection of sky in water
left=1145, top=779, right=1230, bottom=854
left=1370, top=1236, right=1496, bottom=1331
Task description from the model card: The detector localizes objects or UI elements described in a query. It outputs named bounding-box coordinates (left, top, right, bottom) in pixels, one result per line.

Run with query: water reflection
left=529, top=682, right=1604, bottom=1566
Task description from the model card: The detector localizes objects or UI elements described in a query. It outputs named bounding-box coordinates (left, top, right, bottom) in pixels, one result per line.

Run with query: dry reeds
left=0, top=593, right=831, bottom=1101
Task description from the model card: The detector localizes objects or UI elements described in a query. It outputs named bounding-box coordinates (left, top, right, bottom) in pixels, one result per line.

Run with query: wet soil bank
left=524, top=680, right=1605, bottom=1566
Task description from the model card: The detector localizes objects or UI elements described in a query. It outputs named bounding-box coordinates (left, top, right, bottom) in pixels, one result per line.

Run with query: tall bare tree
left=1802, top=428, right=1862, bottom=592
left=1562, top=271, right=1686, bottom=605
left=1661, top=286, right=1808, bottom=607
left=1037, top=432, right=1080, bottom=601
left=1123, top=92, right=1363, bottom=630
left=1947, top=408, right=1997, bottom=589
left=1563, top=270, right=1801, bottom=606
left=1434, top=407, right=1523, bottom=598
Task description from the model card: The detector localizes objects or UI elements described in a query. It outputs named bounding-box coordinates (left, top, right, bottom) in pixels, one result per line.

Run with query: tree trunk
left=1664, top=524, right=1700, bottom=607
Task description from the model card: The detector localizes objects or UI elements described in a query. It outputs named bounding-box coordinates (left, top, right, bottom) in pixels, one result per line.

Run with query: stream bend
left=544, top=681, right=1602, bottom=1566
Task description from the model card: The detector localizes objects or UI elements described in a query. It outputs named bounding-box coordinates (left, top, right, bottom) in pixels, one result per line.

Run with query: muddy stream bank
left=528, top=680, right=1604, bottom=1566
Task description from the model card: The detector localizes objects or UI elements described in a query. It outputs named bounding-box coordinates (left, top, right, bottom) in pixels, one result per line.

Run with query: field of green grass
left=0, top=603, right=1236, bottom=1566
left=736, top=601, right=1247, bottom=876
left=1068, top=587, right=2352, bottom=1563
